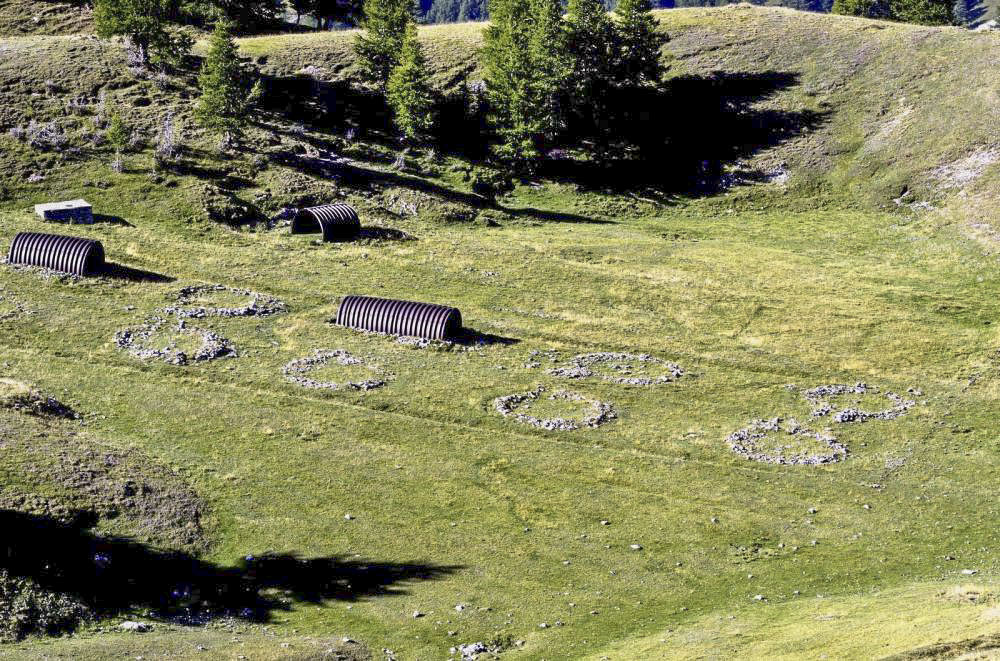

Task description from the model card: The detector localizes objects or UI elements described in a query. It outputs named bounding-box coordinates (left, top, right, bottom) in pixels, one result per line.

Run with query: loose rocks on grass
left=282, top=349, right=390, bottom=391
left=114, top=317, right=236, bottom=365
left=0, top=290, right=27, bottom=321
left=0, top=379, right=78, bottom=419
left=164, top=284, right=287, bottom=319
left=727, top=417, right=848, bottom=465
left=547, top=352, right=684, bottom=386
left=493, top=386, right=617, bottom=431
left=803, top=383, right=915, bottom=422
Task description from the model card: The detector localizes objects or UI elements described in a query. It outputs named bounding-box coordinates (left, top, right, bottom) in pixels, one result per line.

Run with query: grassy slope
left=2, top=6, right=1000, bottom=660
left=0, top=0, right=92, bottom=36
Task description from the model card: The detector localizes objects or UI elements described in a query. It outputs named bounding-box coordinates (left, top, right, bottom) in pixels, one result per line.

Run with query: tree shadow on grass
left=92, top=214, right=133, bottom=227
left=541, top=71, right=831, bottom=195
left=1, top=508, right=460, bottom=627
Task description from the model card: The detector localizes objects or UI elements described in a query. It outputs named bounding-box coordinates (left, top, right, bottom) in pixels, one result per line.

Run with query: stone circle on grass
left=547, top=352, right=684, bottom=385
left=803, top=382, right=915, bottom=423
left=164, top=284, right=287, bottom=319
left=282, top=349, right=390, bottom=390
left=114, top=317, right=236, bottom=365
left=727, top=417, right=848, bottom=465
left=493, top=386, right=617, bottom=431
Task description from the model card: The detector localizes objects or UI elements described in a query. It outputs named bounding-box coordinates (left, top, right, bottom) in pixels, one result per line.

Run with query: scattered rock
left=546, top=352, right=684, bottom=386
left=119, top=621, right=151, bottom=633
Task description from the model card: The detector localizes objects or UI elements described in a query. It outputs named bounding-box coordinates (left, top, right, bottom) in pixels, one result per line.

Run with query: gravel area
left=163, top=284, right=287, bottom=318
left=727, top=417, right=848, bottom=465
left=114, top=317, right=236, bottom=365
left=493, top=386, right=617, bottom=431
left=282, top=349, right=390, bottom=391
left=547, top=352, right=684, bottom=385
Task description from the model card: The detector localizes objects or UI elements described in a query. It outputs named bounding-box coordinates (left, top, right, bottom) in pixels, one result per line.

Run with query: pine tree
left=892, top=0, right=953, bottom=23
left=482, top=0, right=565, bottom=168
left=195, top=19, right=250, bottom=145
left=387, top=23, right=435, bottom=143
left=564, top=0, right=616, bottom=144
left=354, top=0, right=414, bottom=91
left=614, top=0, right=666, bottom=89
left=94, top=0, right=176, bottom=67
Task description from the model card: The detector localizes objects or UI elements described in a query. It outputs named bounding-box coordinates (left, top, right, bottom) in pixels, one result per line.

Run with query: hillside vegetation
left=2, top=5, right=1000, bottom=660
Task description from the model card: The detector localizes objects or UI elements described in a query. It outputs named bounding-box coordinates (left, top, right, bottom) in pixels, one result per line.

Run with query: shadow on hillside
left=962, top=0, right=988, bottom=26
left=254, top=69, right=827, bottom=203
left=540, top=71, right=830, bottom=194
left=0, top=508, right=460, bottom=627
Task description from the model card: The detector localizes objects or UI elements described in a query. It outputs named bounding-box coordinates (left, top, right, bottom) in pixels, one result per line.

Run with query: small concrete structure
left=34, top=199, right=93, bottom=224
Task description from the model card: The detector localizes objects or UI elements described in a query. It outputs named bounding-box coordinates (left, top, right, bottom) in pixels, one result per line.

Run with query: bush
left=0, top=570, right=91, bottom=642
left=471, top=168, right=514, bottom=202
left=7, top=121, right=68, bottom=152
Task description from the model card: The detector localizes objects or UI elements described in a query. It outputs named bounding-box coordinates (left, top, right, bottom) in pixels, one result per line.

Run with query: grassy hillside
left=2, top=5, right=1000, bottom=660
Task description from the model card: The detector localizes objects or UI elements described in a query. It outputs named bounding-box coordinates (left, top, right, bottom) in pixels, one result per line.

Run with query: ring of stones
left=727, top=417, right=848, bottom=465
left=493, top=386, right=617, bottom=431
left=282, top=349, right=389, bottom=390
left=547, top=352, right=683, bottom=385
left=165, top=284, right=287, bottom=318
left=803, top=383, right=915, bottom=423
left=114, top=317, right=236, bottom=365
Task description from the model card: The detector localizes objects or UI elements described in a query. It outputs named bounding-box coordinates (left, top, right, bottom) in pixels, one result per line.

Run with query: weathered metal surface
left=7, top=231, right=105, bottom=276
left=34, top=199, right=93, bottom=224
left=291, top=203, right=360, bottom=241
left=335, top=295, right=463, bottom=341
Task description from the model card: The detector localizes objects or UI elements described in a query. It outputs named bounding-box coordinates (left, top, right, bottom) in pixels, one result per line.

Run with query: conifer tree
left=354, top=0, right=414, bottom=91
left=482, top=0, right=565, bottom=168
left=195, top=19, right=250, bottom=146
left=614, top=0, right=666, bottom=89
left=387, top=23, right=435, bottom=143
left=94, top=0, right=176, bottom=67
left=892, top=0, right=953, bottom=24
left=564, top=0, right=616, bottom=144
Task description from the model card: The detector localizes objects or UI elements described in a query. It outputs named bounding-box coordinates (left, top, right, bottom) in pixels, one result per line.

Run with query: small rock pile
left=547, top=352, right=684, bottom=386
left=0, top=379, right=78, bottom=419
left=282, top=349, right=389, bottom=391
left=493, top=386, right=617, bottom=431
left=114, top=317, right=236, bottom=366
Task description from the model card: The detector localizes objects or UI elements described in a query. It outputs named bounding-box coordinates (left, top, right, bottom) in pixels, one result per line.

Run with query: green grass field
left=3, top=5, right=1000, bottom=659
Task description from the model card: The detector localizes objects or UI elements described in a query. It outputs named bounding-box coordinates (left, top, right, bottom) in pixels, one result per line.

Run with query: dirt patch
left=114, top=317, right=236, bottom=365
left=164, top=284, right=287, bottom=318
left=0, top=379, right=78, bottom=419
left=493, top=387, right=617, bottom=431
left=727, top=417, right=848, bottom=465
left=282, top=349, right=390, bottom=391
left=547, top=352, right=684, bottom=386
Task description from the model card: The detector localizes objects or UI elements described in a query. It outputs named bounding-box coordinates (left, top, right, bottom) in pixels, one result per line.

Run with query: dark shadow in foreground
left=1, top=509, right=460, bottom=627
